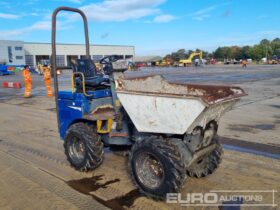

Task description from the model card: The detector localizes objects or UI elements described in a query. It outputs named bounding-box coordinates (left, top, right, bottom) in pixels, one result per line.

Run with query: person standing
left=43, top=67, right=53, bottom=97
left=242, top=59, right=247, bottom=68
left=22, top=65, right=32, bottom=98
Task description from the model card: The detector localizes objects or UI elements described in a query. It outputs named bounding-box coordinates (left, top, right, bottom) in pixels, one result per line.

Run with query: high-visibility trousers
left=24, top=81, right=32, bottom=98
left=45, top=79, right=53, bottom=97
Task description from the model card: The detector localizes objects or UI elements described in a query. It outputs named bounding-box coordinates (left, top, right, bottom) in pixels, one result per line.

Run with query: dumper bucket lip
left=168, top=82, right=248, bottom=105
left=116, top=75, right=247, bottom=106
left=116, top=88, right=246, bottom=106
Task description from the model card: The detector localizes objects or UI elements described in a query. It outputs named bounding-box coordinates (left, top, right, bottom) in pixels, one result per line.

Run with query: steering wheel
left=100, top=55, right=121, bottom=65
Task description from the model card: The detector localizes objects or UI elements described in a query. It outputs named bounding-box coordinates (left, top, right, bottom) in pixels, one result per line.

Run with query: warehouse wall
left=0, top=40, right=135, bottom=67
left=24, top=42, right=135, bottom=66
left=0, top=40, right=25, bottom=65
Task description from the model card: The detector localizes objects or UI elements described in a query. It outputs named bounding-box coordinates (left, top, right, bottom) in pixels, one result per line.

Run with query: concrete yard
left=0, top=64, right=279, bottom=210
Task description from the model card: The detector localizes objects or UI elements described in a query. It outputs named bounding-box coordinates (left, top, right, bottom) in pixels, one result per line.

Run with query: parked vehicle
left=179, top=52, right=203, bottom=66
left=51, top=7, right=247, bottom=199
left=0, top=65, right=14, bottom=76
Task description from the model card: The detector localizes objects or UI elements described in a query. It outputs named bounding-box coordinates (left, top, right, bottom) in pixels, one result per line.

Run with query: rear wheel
left=187, top=137, right=223, bottom=178
left=129, top=137, right=187, bottom=199
left=64, top=122, right=104, bottom=172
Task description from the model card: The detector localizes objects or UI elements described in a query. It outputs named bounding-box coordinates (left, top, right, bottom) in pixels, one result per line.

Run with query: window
left=25, top=55, right=34, bottom=67
left=8, top=46, right=13, bottom=63
left=15, top=46, right=23, bottom=51
left=92, top=55, right=103, bottom=62
left=16, top=56, right=23, bottom=60
left=56, top=55, right=65, bottom=67
left=80, top=55, right=87, bottom=59
left=125, top=55, right=133, bottom=59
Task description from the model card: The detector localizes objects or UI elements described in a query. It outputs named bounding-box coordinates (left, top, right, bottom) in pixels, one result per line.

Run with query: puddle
left=270, top=105, right=280, bottom=109
left=67, top=175, right=142, bottom=210
left=221, top=137, right=280, bottom=160
left=67, top=175, right=120, bottom=193
left=251, top=124, right=275, bottom=130
left=228, top=125, right=253, bottom=132
left=228, top=124, right=275, bottom=132
left=223, top=144, right=280, bottom=160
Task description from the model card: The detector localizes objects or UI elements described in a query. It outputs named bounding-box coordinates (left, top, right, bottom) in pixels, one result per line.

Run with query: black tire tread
left=129, top=136, right=187, bottom=199
left=187, top=137, right=223, bottom=178
left=64, top=122, right=104, bottom=172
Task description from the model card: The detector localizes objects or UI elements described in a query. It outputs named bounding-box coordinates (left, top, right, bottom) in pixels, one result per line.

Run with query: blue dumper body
left=58, top=89, right=113, bottom=139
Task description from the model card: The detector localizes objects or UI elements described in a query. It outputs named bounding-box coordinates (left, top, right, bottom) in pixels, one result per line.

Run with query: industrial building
left=0, top=40, right=135, bottom=67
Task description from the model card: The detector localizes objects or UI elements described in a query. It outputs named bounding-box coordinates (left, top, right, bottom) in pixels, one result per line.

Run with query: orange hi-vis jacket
left=22, top=69, right=32, bottom=83
left=44, top=68, right=51, bottom=81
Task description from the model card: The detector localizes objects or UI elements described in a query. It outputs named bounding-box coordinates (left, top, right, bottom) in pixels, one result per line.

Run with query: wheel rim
left=135, top=152, right=165, bottom=189
left=69, top=137, right=86, bottom=164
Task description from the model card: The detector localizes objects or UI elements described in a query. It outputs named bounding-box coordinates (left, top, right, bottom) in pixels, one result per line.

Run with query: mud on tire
left=64, top=122, right=104, bottom=172
left=187, top=137, right=223, bottom=178
left=129, top=137, right=187, bottom=199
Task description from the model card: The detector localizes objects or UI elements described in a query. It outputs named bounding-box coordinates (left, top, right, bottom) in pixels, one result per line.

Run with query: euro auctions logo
left=166, top=190, right=278, bottom=207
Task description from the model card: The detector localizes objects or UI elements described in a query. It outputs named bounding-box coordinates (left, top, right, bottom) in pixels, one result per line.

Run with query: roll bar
left=51, top=6, right=90, bottom=130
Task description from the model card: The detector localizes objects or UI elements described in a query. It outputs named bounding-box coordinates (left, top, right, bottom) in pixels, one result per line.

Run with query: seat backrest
left=75, top=59, right=97, bottom=78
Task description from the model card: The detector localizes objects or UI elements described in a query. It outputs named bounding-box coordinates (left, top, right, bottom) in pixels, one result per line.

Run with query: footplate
left=97, top=119, right=113, bottom=134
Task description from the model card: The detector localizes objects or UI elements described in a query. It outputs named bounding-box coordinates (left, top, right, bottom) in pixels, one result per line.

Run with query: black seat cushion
left=75, top=59, right=97, bottom=77
left=72, top=58, right=110, bottom=88
left=84, top=76, right=110, bottom=87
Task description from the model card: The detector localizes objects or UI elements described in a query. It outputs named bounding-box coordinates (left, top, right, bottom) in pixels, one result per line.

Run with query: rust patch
left=109, top=133, right=129, bottom=137
left=184, top=83, right=246, bottom=104
left=87, top=105, right=115, bottom=120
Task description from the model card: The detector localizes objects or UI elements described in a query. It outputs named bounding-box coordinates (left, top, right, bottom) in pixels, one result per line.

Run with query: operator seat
left=72, top=58, right=110, bottom=90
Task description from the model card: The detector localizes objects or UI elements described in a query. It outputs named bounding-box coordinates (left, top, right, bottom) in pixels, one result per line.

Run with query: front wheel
left=64, top=122, right=104, bottom=172
left=129, top=137, right=187, bottom=199
left=187, top=137, right=223, bottom=178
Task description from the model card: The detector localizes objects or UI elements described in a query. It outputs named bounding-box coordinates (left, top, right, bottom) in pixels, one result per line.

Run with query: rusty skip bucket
left=115, top=75, right=247, bottom=134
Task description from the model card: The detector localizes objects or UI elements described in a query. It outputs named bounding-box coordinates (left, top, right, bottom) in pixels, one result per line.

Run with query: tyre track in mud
left=0, top=140, right=165, bottom=210
left=0, top=134, right=279, bottom=210
left=0, top=150, right=110, bottom=210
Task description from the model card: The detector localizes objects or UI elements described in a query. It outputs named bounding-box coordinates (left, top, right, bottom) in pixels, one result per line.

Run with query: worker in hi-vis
left=43, top=67, right=53, bottom=97
left=22, top=65, right=32, bottom=98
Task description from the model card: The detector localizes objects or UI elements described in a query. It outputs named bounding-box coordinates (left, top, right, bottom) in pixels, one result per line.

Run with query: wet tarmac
left=126, top=65, right=280, bottom=85
left=0, top=64, right=279, bottom=209
left=220, top=137, right=280, bottom=159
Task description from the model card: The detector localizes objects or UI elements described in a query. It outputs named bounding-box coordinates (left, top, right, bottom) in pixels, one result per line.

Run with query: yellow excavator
left=155, top=58, right=173, bottom=67
left=179, top=52, right=203, bottom=66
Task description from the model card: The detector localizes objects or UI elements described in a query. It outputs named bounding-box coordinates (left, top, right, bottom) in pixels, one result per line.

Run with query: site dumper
left=52, top=7, right=247, bottom=199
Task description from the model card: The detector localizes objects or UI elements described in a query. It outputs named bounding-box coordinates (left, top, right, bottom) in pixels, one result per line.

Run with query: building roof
left=24, top=42, right=134, bottom=48
left=0, top=40, right=134, bottom=48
